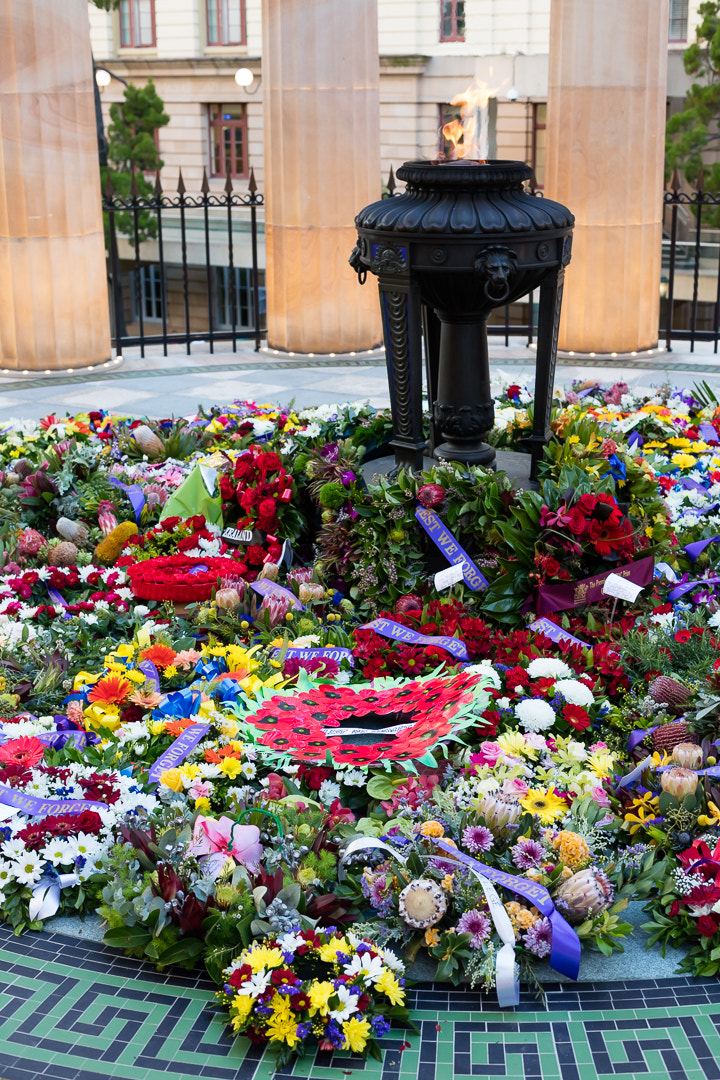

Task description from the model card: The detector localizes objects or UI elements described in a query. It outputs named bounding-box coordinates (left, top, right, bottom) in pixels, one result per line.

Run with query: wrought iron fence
left=663, top=168, right=720, bottom=353
left=103, top=168, right=264, bottom=357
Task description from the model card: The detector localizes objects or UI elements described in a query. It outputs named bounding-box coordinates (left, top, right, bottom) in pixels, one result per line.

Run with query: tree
left=666, top=0, right=720, bottom=197
left=102, top=80, right=170, bottom=243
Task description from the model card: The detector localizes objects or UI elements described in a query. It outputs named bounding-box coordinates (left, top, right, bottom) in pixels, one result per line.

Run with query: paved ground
left=1, top=337, right=720, bottom=422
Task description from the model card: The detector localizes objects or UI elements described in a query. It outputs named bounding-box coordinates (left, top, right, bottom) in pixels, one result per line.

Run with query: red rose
left=566, top=507, right=587, bottom=536
left=161, top=516, right=181, bottom=531
left=258, top=498, right=276, bottom=519
left=698, top=914, right=719, bottom=938
left=668, top=901, right=680, bottom=917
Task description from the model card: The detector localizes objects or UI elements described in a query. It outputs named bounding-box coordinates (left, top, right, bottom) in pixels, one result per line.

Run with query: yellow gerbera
left=497, top=730, right=535, bottom=758
left=520, top=787, right=567, bottom=824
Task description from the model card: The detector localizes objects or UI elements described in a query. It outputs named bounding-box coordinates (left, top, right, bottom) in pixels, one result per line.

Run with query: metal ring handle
left=484, top=278, right=511, bottom=302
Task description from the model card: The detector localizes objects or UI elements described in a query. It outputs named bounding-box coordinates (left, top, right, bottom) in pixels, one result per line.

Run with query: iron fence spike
left=104, top=172, right=114, bottom=198
left=225, top=167, right=234, bottom=194
left=697, top=165, right=705, bottom=193
left=248, top=167, right=258, bottom=195
left=154, top=169, right=163, bottom=196
left=670, top=165, right=681, bottom=194
left=388, top=165, right=396, bottom=194
left=130, top=169, right=139, bottom=198
left=177, top=169, right=186, bottom=196
left=201, top=167, right=210, bottom=194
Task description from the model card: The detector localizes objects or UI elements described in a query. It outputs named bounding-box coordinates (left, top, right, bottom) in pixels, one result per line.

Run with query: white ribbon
left=466, top=869, right=520, bottom=1008
left=337, top=837, right=408, bottom=882
left=29, top=873, right=80, bottom=921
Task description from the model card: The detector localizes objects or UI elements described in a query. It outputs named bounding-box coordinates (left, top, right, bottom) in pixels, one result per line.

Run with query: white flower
left=0, top=858, right=17, bottom=887
left=496, top=697, right=512, bottom=710
left=66, top=834, right=102, bottom=861
left=334, top=671, right=352, bottom=685
left=526, top=658, right=572, bottom=680
left=2, top=839, right=25, bottom=861
left=464, top=661, right=502, bottom=689
left=341, top=769, right=367, bottom=788
left=42, top=840, right=74, bottom=867
left=378, top=946, right=404, bottom=973
left=12, top=851, right=44, bottom=885
left=242, top=970, right=273, bottom=998
left=241, top=762, right=257, bottom=779
left=277, top=931, right=305, bottom=954
left=290, top=635, right=320, bottom=648
left=318, top=780, right=341, bottom=806
left=329, top=983, right=359, bottom=1023
left=514, top=698, right=556, bottom=733
left=554, top=679, right=595, bottom=707
left=343, top=952, right=385, bottom=983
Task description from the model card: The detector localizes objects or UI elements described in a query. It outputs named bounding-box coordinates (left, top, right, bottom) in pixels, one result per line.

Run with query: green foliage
left=666, top=2, right=720, bottom=219
left=102, top=80, right=169, bottom=243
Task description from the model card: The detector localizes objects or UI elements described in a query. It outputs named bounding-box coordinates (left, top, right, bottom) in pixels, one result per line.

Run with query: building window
left=440, top=0, right=465, bottom=41
left=214, top=267, right=266, bottom=330
left=210, top=105, right=248, bottom=178
left=207, top=0, right=246, bottom=45
left=119, top=0, right=156, bottom=47
left=669, top=0, right=688, bottom=42
left=132, top=265, right=165, bottom=322
left=531, top=103, right=547, bottom=190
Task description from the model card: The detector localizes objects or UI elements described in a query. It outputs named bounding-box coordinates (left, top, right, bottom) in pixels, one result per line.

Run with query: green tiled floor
left=0, top=927, right=718, bottom=1079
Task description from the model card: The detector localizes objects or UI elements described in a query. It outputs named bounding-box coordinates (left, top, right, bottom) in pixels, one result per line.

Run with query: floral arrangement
left=217, top=929, right=411, bottom=1065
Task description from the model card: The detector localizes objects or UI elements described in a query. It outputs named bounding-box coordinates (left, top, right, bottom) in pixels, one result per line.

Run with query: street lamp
left=235, top=67, right=261, bottom=94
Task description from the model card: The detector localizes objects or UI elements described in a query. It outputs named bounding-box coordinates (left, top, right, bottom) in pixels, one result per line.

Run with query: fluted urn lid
left=356, top=159, right=574, bottom=235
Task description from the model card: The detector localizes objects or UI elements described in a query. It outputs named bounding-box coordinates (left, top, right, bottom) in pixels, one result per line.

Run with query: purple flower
left=371, top=1015, right=391, bottom=1037
left=462, top=825, right=494, bottom=854
left=511, top=837, right=545, bottom=870
left=340, top=470, right=357, bottom=487
left=320, top=443, right=340, bottom=462
left=523, top=917, right=552, bottom=958
left=296, top=1022, right=311, bottom=1039
left=456, top=909, right=491, bottom=949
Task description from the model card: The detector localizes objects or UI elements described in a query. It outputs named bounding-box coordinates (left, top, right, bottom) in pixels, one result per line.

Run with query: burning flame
left=440, top=77, right=501, bottom=161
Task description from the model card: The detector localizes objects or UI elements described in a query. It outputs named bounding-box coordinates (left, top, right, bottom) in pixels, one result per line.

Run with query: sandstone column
left=0, top=0, right=110, bottom=370
left=545, top=0, right=669, bottom=354
left=262, top=0, right=382, bottom=353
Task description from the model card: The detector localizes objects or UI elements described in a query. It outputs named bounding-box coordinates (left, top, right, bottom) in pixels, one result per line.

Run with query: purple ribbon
left=137, top=660, right=161, bottom=693
left=360, top=617, right=470, bottom=662
left=0, top=786, right=107, bottom=817
left=270, top=646, right=355, bottom=666
left=576, top=386, right=598, bottom=399
left=628, top=430, right=643, bottom=449
left=684, top=504, right=720, bottom=517
left=187, top=564, right=209, bottom=575
left=415, top=508, right=489, bottom=591
left=700, top=422, right=718, bottom=443
left=46, top=585, right=72, bottom=620
left=528, top=618, right=590, bottom=650
left=250, top=579, right=305, bottom=610
left=684, top=536, right=720, bottom=562
left=680, top=478, right=708, bottom=494
left=627, top=725, right=659, bottom=753
left=668, top=574, right=720, bottom=600
left=433, top=839, right=580, bottom=981
left=148, top=723, right=210, bottom=782
left=108, top=477, right=145, bottom=525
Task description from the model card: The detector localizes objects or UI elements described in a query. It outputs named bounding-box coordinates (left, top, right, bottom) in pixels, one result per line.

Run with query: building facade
left=89, top=0, right=700, bottom=345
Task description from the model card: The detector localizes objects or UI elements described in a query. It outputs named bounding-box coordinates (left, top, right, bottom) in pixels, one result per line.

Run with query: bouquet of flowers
left=217, top=928, right=411, bottom=1065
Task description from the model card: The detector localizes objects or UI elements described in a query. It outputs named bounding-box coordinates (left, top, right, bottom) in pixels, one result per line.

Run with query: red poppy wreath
left=126, top=554, right=244, bottom=602
left=240, top=670, right=490, bottom=766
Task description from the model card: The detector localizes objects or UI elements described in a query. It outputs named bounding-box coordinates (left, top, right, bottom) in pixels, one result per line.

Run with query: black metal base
left=434, top=441, right=496, bottom=468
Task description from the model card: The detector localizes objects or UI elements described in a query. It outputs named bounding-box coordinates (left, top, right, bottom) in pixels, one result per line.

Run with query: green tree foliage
left=666, top=0, right=720, bottom=201
left=90, top=0, right=122, bottom=9
left=102, top=80, right=170, bottom=243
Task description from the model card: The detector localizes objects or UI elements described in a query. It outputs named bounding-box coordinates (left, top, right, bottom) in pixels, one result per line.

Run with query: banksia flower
left=94, top=521, right=139, bottom=566
left=648, top=676, right=691, bottom=708
left=478, top=792, right=522, bottom=839
left=672, top=743, right=703, bottom=770
left=133, top=424, right=165, bottom=458
left=48, top=542, right=79, bottom=567
left=653, top=720, right=693, bottom=752
left=398, top=879, right=447, bottom=928
left=661, top=767, right=699, bottom=799
left=554, top=868, right=615, bottom=925
left=55, top=518, right=89, bottom=546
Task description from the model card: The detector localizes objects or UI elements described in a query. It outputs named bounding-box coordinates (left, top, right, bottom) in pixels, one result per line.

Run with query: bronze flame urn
left=351, top=160, right=574, bottom=477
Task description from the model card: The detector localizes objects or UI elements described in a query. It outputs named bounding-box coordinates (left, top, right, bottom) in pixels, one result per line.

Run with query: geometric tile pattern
left=0, top=928, right=719, bottom=1080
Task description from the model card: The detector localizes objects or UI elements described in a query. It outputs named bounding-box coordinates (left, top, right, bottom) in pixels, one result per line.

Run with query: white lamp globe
left=95, top=68, right=112, bottom=88
left=234, top=68, right=254, bottom=88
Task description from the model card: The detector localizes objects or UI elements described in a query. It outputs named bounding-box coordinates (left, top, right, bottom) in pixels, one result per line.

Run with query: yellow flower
left=699, top=801, right=720, bottom=828
left=623, top=801, right=658, bottom=835
left=160, top=768, right=185, bottom=792
left=266, top=1014, right=300, bottom=1047
left=220, top=757, right=245, bottom=779
left=520, top=787, right=567, bottom=824
left=424, top=928, right=440, bottom=947
left=194, top=796, right=212, bottom=813
left=671, top=453, right=698, bottom=470
left=568, top=435, right=580, bottom=444
left=376, top=970, right=405, bottom=1006
left=550, top=830, right=591, bottom=870
left=441, top=873, right=454, bottom=893
left=218, top=718, right=240, bottom=738
left=648, top=750, right=671, bottom=769
left=498, top=730, right=535, bottom=758
left=163, top=665, right=178, bottom=678
left=318, top=937, right=350, bottom=964
left=83, top=703, right=121, bottom=732
left=246, top=945, right=284, bottom=972
left=505, top=901, right=537, bottom=931
left=150, top=720, right=165, bottom=736
left=342, top=1017, right=371, bottom=1053
left=418, top=821, right=444, bottom=838
left=308, top=980, right=335, bottom=1015
left=229, top=994, right=253, bottom=1031
left=587, top=753, right=616, bottom=779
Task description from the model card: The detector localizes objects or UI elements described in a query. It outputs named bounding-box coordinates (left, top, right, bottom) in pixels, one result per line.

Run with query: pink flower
left=188, top=779, right=213, bottom=800
left=591, top=786, right=610, bottom=808
left=589, top=742, right=608, bottom=753
left=471, top=742, right=503, bottom=767
left=175, top=649, right=201, bottom=670
left=502, top=778, right=529, bottom=797
left=188, top=815, right=263, bottom=871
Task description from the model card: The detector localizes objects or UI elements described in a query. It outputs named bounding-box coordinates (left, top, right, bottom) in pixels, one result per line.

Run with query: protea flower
left=672, top=743, right=703, bottom=770
left=97, top=501, right=118, bottom=537
left=56, top=518, right=88, bottom=546
left=142, top=484, right=168, bottom=511
left=298, top=582, right=324, bottom=603
left=398, top=879, right=447, bottom=928
left=259, top=595, right=292, bottom=627
left=661, top=767, right=699, bottom=799
left=260, top=562, right=280, bottom=582
left=133, top=424, right=165, bottom=458
left=417, top=483, right=446, bottom=509
left=17, top=529, right=46, bottom=557
left=395, top=594, right=423, bottom=614
left=477, top=792, right=522, bottom=839
left=216, top=587, right=242, bottom=611
left=554, top=868, right=615, bottom=925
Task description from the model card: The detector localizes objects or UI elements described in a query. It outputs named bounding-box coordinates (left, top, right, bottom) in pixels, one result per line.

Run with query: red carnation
left=698, top=914, right=719, bottom=938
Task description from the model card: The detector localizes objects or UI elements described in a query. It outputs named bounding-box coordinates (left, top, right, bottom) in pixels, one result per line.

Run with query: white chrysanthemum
left=341, top=769, right=367, bottom=788
left=554, top=679, right=595, bottom=707
left=464, top=661, right=502, bottom=689
left=526, top=658, right=573, bottom=679
left=42, top=840, right=74, bottom=867
left=318, top=780, right=341, bottom=806
left=514, top=698, right=556, bottom=733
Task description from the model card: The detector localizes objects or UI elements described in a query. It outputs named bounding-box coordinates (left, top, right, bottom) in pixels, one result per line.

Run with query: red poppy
left=674, top=630, right=692, bottom=644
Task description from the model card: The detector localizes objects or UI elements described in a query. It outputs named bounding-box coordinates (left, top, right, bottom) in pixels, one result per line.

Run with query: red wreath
left=126, top=554, right=245, bottom=602
left=243, top=671, right=485, bottom=765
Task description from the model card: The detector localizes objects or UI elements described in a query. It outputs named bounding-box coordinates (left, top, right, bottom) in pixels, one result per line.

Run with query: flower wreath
left=239, top=670, right=490, bottom=767
left=126, top=554, right=246, bottom=602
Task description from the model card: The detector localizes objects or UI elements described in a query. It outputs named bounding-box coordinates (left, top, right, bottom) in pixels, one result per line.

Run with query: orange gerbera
left=205, top=746, right=242, bottom=763
left=164, top=716, right=197, bottom=738
left=140, top=644, right=178, bottom=669
left=87, top=673, right=132, bottom=705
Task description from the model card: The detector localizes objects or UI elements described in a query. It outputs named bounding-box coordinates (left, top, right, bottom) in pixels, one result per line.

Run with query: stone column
left=262, top=0, right=382, bottom=353
left=545, top=0, right=669, bottom=354
left=0, top=0, right=110, bottom=370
